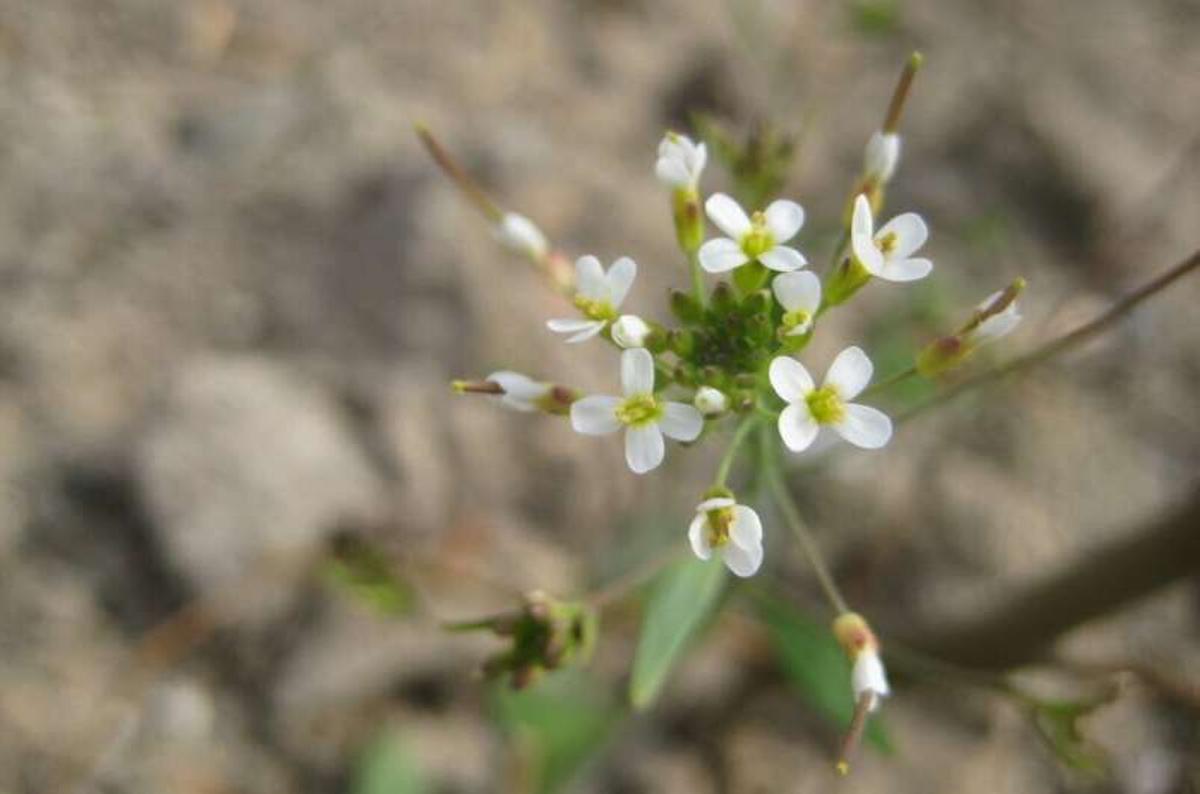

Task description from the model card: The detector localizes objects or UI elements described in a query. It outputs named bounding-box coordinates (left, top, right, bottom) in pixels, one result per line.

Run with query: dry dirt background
left=1, top=1, right=1199, bottom=792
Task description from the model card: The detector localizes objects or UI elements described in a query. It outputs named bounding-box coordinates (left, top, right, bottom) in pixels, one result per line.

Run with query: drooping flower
left=494, top=212, right=548, bottom=260
left=967, top=289, right=1022, bottom=345
left=687, top=497, right=763, bottom=577
left=850, top=194, right=932, bottom=283
left=698, top=193, right=807, bottom=274
left=611, top=314, right=652, bottom=349
left=863, top=131, right=901, bottom=185
left=769, top=347, right=892, bottom=452
left=655, top=132, right=707, bottom=190
left=693, top=386, right=728, bottom=416
left=771, top=270, right=822, bottom=337
left=916, top=280, right=1025, bottom=377
left=547, top=256, right=637, bottom=343
left=833, top=612, right=890, bottom=711
left=570, top=348, right=703, bottom=474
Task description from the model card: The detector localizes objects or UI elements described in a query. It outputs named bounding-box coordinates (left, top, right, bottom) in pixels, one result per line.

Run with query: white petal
left=620, top=347, right=655, bottom=396
left=606, top=256, right=637, bottom=307
left=546, top=318, right=606, bottom=343
left=611, top=314, right=651, bottom=349
left=850, top=195, right=885, bottom=276
left=625, top=424, right=665, bottom=474
left=852, top=651, right=891, bottom=708
left=764, top=199, right=805, bottom=242
left=698, top=238, right=748, bottom=273
left=759, top=245, right=807, bottom=273
left=696, top=497, right=736, bottom=512
left=768, top=356, right=814, bottom=403
left=778, top=403, right=820, bottom=452
left=974, top=308, right=1021, bottom=343
left=688, top=514, right=713, bottom=560
left=772, top=270, right=821, bottom=313
left=876, top=213, right=927, bottom=260
left=705, top=193, right=752, bottom=239
left=570, top=396, right=621, bottom=435
left=693, top=386, right=728, bottom=416
left=863, top=131, right=900, bottom=183
left=721, top=538, right=763, bottom=577
left=495, top=213, right=547, bottom=258
left=879, top=257, right=933, bottom=282
left=574, top=255, right=607, bottom=300
left=655, top=157, right=691, bottom=187
left=690, top=141, right=707, bottom=178
left=488, top=371, right=546, bottom=411
left=835, top=403, right=893, bottom=449
left=729, top=505, right=763, bottom=547
left=659, top=402, right=703, bottom=442
left=824, top=346, right=873, bottom=400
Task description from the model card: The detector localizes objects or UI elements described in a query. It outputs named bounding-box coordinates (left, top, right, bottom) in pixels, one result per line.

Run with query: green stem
left=688, top=249, right=707, bottom=309
left=714, top=415, right=760, bottom=487
left=862, top=366, right=919, bottom=398
left=760, top=425, right=850, bottom=615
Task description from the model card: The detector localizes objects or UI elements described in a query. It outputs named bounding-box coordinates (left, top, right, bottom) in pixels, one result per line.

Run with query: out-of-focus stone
left=135, top=355, right=385, bottom=619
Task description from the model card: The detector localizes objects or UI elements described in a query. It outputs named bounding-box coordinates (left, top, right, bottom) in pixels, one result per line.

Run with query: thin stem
left=902, top=246, right=1200, bottom=422
left=688, top=249, right=707, bottom=308
left=861, top=365, right=918, bottom=399
left=882, top=52, right=923, bottom=134
left=714, top=415, right=760, bottom=487
left=414, top=123, right=503, bottom=222
left=586, top=545, right=685, bottom=609
left=761, top=426, right=850, bottom=614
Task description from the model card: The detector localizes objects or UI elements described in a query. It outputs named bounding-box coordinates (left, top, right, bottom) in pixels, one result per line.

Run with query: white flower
left=771, top=270, right=821, bottom=336
left=611, top=314, right=651, bottom=349
left=863, top=131, right=901, bottom=184
left=495, top=212, right=547, bottom=260
left=769, top=347, right=892, bottom=452
left=698, top=193, right=807, bottom=274
left=486, top=371, right=551, bottom=413
left=693, top=386, right=728, bottom=416
left=851, top=649, right=891, bottom=711
left=970, top=290, right=1022, bottom=345
left=687, top=497, right=764, bottom=577
left=850, top=194, right=932, bottom=283
left=655, top=132, right=707, bottom=190
left=570, top=348, right=703, bottom=474
left=547, top=255, right=637, bottom=343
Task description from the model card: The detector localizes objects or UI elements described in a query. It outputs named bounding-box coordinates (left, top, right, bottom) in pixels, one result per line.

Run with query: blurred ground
left=1, top=0, right=1199, bottom=792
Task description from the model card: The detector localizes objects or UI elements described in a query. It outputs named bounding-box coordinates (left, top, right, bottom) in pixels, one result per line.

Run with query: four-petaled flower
left=850, top=194, right=932, bottom=283
left=548, top=255, right=637, bottom=343
left=772, top=270, right=822, bottom=337
left=770, top=347, right=892, bottom=452
left=687, top=497, right=764, bottom=577
left=570, top=348, right=703, bottom=474
left=655, top=132, right=707, bottom=190
left=699, top=193, right=807, bottom=274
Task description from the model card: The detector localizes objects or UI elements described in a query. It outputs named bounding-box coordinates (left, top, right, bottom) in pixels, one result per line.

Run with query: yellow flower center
left=806, top=385, right=846, bottom=425
left=572, top=295, right=617, bottom=322
left=615, top=393, right=662, bottom=427
left=740, top=211, right=775, bottom=258
left=705, top=507, right=734, bottom=549
left=876, top=231, right=899, bottom=255
left=782, top=309, right=812, bottom=335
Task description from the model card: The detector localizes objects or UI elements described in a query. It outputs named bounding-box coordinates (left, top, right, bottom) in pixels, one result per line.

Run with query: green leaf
left=756, top=594, right=892, bottom=752
left=353, top=730, right=429, bottom=794
left=1029, top=695, right=1112, bottom=776
left=629, top=556, right=728, bottom=709
left=492, top=669, right=618, bottom=794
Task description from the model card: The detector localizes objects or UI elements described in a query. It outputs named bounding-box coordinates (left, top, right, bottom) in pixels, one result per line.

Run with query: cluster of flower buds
left=447, top=590, right=598, bottom=690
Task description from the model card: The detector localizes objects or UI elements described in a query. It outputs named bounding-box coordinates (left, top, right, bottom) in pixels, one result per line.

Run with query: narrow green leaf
left=756, top=594, right=893, bottom=752
left=629, top=556, right=728, bottom=709
left=353, top=730, right=429, bottom=794
left=492, top=669, right=618, bottom=794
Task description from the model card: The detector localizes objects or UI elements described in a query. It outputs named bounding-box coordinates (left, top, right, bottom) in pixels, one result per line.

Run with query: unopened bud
left=917, top=279, right=1025, bottom=377
left=863, top=131, right=901, bottom=185
left=611, top=314, right=652, bottom=349
left=694, top=386, right=728, bottom=416
left=494, top=212, right=548, bottom=260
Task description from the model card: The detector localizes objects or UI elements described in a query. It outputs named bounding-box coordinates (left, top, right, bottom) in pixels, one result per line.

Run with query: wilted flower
left=770, top=347, right=892, bottom=452
left=699, top=193, right=807, bottom=274
left=863, top=131, right=901, bottom=185
left=547, top=255, right=637, bottom=343
left=850, top=194, right=932, bottom=283
left=655, top=132, right=707, bottom=190
left=495, top=212, right=548, bottom=260
left=570, top=348, right=703, bottom=474
left=687, top=496, right=764, bottom=577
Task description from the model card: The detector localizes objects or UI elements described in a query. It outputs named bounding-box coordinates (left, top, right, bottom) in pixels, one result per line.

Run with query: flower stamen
left=806, top=385, right=846, bottom=425
left=615, top=393, right=662, bottom=427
